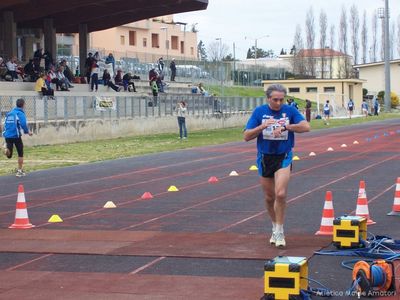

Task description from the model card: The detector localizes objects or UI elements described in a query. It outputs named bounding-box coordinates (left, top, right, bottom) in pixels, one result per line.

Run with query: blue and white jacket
left=2, top=107, right=29, bottom=138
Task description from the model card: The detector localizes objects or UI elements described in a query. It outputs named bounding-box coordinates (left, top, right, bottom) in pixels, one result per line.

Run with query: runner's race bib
left=262, top=116, right=289, bottom=141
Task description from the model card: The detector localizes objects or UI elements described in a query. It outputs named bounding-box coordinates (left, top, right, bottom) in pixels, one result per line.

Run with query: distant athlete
left=323, top=100, right=330, bottom=125
left=2, top=98, right=32, bottom=177
left=244, top=84, right=310, bottom=248
left=362, top=99, right=369, bottom=117
left=347, top=99, right=354, bottom=119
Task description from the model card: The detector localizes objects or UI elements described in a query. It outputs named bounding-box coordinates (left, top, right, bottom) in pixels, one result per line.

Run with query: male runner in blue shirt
left=244, top=84, right=310, bottom=248
left=2, top=98, right=32, bottom=177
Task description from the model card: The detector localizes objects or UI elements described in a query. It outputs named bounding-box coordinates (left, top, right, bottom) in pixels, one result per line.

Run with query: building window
left=324, top=87, right=336, bottom=92
left=129, top=31, right=136, bottom=46
left=152, top=33, right=159, bottom=48
left=181, top=41, right=185, bottom=54
left=190, top=47, right=194, bottom=55
left=143, top=38, right=147, bottom=47
left=120, top=35, right=125, bottom=45
left=306, top=87, right=318, bottom=93
left=171, top=36, right=179, bottom=50
left=289, top=87, right=300, bottom=93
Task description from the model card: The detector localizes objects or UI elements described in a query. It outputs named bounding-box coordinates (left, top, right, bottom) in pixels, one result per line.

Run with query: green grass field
left=0, top=113, right=398, bottom=176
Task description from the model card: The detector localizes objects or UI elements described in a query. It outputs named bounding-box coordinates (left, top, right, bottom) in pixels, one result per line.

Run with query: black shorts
left=260, top=153, right=292, bottom=178
left=349, top=107, right=354, bottom=111
left=5, top=137, right=24, bottom=158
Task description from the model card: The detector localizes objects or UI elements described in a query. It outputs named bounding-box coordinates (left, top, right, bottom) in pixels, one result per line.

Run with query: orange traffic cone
left=316, top=191, right=335, bottom=235
left=388, top=177, right=400, bottom=216
left=9, top=185, right=34, bottom=229
left=141, top=192, right=153, bottom=200
left=355, top=181, right=376, bottom=225
left=208, top=176, right=219, bottom=183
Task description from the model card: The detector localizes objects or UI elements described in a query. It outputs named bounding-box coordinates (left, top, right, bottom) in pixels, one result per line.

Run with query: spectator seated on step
left=122, top=72, right=137, bottom=92
left=56, top=66, right=71, bottom=91
left=48, top=65, right=61, bottom=91
left=0, top=57, right=7, bottom=80
left=60, top=59, right=75, bottom=83
left=23, top=59, right=39, bottom=82
left=5, top=57, right=20, bottom=81
left=198, top=83, right=209, bottom=96
left=114, top=70, right=123, bottom=87
left=35, top=72, right=54, bottom=98
left=102, top=69, right=121, bottom=92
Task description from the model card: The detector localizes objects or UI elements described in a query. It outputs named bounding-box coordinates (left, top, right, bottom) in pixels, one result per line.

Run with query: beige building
left=354, top=59, right=400, bottom=96
left=263, top=79, right=365, bottom=115
left=284, top=49, right=353, bottom=79
left=68, top=15, right=198, bottom=62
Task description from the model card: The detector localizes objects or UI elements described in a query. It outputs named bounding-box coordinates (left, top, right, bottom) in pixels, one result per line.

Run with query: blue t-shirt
left=245, top=104, right=305, bottom=155
left=362, top=102, right=368, bottom=110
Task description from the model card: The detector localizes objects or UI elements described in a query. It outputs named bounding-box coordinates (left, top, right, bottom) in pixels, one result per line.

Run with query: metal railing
left=1, top=94, right=264, bottom=126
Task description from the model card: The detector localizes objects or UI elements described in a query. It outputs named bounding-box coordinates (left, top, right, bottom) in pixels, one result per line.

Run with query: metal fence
left=0, top=94, right=264, bottom=126
left=58, top=53, right=287, bottom=87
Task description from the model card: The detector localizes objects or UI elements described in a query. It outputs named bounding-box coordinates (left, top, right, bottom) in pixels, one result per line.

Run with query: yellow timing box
left=263, top=256, right=308, bottom=300
left=333, top=216, right=367, bottom=248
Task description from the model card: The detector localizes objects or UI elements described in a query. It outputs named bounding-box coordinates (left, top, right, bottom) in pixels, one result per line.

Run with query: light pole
left=215, top=37, right=223, bottom=96
left=160, top=27, right=169, bottom=60
left=378, top=1, right=391, bottom=112
left=245, top=35, right=269, bottom=83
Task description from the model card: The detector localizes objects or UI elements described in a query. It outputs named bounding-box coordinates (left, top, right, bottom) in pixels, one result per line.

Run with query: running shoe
left=275, top=232, right=286, bottom=248
left=16, top=169, right=26, bottom=177
left=269, top=232, right=276, bottom=245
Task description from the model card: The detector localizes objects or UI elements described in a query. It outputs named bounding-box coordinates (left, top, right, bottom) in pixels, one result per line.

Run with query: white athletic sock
left=275, top=224, right=284, bottom=234
left=272, top=222, right=277, bottom=232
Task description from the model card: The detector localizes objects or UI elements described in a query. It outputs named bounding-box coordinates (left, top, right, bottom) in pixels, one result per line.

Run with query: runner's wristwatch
left=281, top=125, right=287, bottom=132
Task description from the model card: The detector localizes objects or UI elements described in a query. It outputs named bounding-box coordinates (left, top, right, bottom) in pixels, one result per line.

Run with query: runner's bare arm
left=286, top=120, right=310, bottom=133
left=244, top=119, right=275, bottom=141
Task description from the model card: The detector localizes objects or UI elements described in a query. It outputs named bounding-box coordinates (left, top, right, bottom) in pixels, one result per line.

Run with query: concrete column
left=23, top=36, right=35, bottom=61
left=79, top=23, right=88, bottom=76
left=43, top=18, right=56, bottom=59
left=3, top=11, right=17, bottom=59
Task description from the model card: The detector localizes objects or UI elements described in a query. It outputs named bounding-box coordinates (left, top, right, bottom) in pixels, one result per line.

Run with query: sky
left=175, top=0, right=400, bottom=60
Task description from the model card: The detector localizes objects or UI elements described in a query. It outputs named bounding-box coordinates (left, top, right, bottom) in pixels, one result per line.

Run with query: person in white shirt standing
left=176, top=101, right=187, bottom=140
left=91, top=63, right=100, bottom=92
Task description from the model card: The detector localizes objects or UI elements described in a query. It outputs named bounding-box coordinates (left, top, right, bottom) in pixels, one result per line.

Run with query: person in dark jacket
left=24, top=59, right=39, bottom=82
left=84, top=53, right=95, bottom=84
left=103, top=70, right=121, bottom=92
left=170, top=58, right=177, bottom=81
left=122, top=72, right=137, bottom=92
left=42, top=50, right=53, bottom=71
left=2, top=98, right=32, bottom=177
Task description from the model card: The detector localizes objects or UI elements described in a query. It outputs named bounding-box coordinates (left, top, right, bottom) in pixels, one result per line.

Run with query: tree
left=329, top=25, right=335, bottom=78
left=319, top=9, right=328, bottom=78
left=222, top=54, right=236, bottom=61
left=371, top=10, right=378, bottom=62
left=305, top=7, right=316, bottom=77
left=350, top=5, right=360, bottom=64
left=197, top=40, right=207, bottom=61
left=291, top=24, right=306, bottom=76
left=338, top=6, right=349, bottom=78
left=207, top=41, right=229, bottom=62
left=246, top=46, right=274, bottom=59
left=361, top=10, right=368, bottom=64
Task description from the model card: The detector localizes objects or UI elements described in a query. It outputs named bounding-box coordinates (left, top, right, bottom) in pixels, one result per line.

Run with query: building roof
left=354, top=59, right=400, bottom=68
left=0, top=0, right=208, bottom=33
left=263, top=78, right=366, bottom=84
left=298, top=49, right=348, bottom=57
